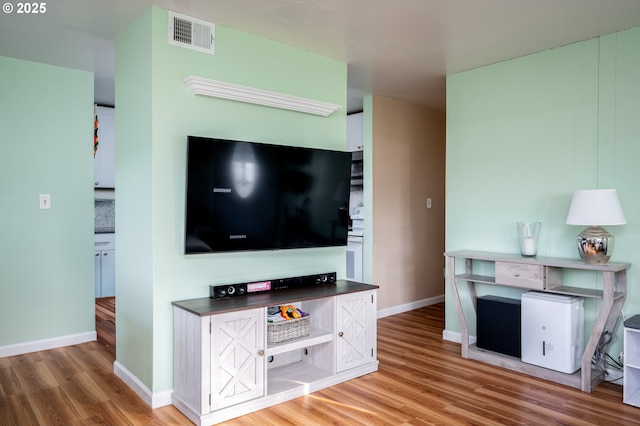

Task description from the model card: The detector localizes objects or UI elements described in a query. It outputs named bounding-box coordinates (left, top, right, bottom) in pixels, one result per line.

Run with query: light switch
left=427, top=198, right=432, bottom=209
left=39, top=194, right=51, bottom=209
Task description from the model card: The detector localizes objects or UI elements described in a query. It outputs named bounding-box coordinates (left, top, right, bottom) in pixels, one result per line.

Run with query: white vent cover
left=168, top=11, right=215, bottom=55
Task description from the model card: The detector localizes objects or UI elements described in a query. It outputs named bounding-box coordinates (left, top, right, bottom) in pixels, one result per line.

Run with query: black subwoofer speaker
left=477, top=295, right=521, bottom=357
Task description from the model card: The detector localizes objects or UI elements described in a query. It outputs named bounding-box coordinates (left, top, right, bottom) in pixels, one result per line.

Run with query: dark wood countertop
left=172, top=280, right=378, bottom=316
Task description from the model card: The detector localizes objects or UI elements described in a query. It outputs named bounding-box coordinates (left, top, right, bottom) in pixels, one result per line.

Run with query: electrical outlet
left=39, top=194, right=51, bottom=210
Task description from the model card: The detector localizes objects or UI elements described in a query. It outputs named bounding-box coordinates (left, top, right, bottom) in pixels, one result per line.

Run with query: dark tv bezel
left=184, top=136, right=351, bottom=254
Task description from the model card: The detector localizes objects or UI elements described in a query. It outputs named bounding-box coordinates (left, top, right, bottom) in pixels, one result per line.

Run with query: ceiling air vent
left=168, top=11, right=215, bottom=55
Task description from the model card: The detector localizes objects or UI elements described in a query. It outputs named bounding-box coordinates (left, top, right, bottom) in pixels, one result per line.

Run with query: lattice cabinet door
left=210, top=308, right=266, bottom=410
left=336, top=290, right=377, bottom=372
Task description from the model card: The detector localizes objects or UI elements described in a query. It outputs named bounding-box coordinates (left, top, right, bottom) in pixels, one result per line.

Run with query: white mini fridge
left=521, top=292, right=584, bottom=374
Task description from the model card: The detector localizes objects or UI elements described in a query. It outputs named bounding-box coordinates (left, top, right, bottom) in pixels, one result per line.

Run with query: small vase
left=517, top=222, right=541, bottom=257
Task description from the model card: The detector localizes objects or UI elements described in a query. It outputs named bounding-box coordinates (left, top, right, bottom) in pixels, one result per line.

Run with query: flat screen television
left=185, top=136, right=352, bottom=254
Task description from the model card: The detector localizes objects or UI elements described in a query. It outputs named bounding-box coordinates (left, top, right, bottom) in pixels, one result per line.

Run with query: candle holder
left=517, top=222, right=541, bottom=257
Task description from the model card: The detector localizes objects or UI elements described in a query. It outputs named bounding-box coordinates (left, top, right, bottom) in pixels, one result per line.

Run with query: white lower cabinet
left=94, top=251, right=101, bottom=297
left=94, top=249, right=115, bottom=297
left=337, top=290, right=377, bottom=372
left=210, top=308, right=265, bottom=410
left=172, top=285, right=378, bottom=426
left=94, top=233, right=115, bottom=298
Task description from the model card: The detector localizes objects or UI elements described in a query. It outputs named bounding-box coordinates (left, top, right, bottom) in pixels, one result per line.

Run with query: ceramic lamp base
left=576, top=226, right=613, bottom=264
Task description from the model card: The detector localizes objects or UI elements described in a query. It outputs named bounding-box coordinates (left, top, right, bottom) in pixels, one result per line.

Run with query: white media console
left=171, top=281, right=378, bottom=425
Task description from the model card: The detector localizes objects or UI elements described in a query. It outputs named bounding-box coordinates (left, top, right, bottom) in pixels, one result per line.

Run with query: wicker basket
left=267, top=315, right=310, bottom=344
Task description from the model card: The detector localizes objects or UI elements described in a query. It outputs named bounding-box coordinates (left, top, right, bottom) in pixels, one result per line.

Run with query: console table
left=445, top=250, right=630, bottom=392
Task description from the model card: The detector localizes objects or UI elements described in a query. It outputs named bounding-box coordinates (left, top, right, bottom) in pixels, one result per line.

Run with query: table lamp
left=565, top=189, right=626, bottom=264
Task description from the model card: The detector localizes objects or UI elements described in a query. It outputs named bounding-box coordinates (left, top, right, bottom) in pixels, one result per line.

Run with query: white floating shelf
left=182, top=76, right=341, bottom=116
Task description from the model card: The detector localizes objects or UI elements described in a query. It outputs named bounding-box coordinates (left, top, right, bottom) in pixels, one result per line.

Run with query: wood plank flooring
left=95, top=297, right=115, bottom=357
left=1, top=299, right=639, bottom=425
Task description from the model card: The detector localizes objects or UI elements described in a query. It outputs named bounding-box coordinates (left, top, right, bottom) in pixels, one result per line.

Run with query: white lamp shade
left=566, top=189, right=627, bottom=226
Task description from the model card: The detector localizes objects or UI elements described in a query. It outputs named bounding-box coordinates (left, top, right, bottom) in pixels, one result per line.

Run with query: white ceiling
left=2, top=0, right=640, bottom=112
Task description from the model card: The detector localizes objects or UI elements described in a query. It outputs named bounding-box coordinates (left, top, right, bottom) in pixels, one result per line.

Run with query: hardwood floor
left=1, top=300, right=639, bottom=425
left=95, top=297, right=116, bottom=357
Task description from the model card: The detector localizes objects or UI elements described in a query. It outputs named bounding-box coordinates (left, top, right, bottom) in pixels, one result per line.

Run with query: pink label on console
left=247, top=280, right=272, bottom=292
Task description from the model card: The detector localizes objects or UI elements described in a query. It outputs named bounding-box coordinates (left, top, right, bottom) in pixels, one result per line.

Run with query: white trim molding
left=442, top=330, right=477, bottom=345
left=0, top=331, right=96, bottom=358
left=377, top=294, right=445, bottom=319
left=182, top=76, right=341, bottom=116
left=114, top=361, right=173, bottom=408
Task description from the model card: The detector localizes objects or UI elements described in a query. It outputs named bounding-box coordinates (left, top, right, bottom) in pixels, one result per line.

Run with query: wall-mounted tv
left=185, top=136, right=352, bottom=254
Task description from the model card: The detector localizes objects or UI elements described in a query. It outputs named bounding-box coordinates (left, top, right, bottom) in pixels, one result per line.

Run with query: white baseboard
left=442, top=329, right=476, bottom=345
left=0, top=331, right=96, bottom=358
left=113, top=361, right=173, bottom=408
left=377, top=294, right=444, bottom=319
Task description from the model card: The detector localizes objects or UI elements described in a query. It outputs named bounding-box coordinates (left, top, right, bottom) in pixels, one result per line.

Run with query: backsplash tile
left=95, top=200, right=115, bottom=232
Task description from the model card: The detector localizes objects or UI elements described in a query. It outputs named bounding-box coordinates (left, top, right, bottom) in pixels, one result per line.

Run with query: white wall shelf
left=182, top=76, right=341, bottom=116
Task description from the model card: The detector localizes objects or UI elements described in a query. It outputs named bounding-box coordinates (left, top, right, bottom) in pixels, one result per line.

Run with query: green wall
left=116, top=7, right=347, bottom=394
left=0, top=56, right=95, bottom=346
left=446, top=27, right=640, bottom=360
left=114, top=8, right=155, bottom=388
left=362, top=96, right=374, bottom=284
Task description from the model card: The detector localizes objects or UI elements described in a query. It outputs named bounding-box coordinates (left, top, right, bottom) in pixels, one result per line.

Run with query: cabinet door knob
left=338, top=332, right=344, bottom=337
left=514, top=273, right=520, bottom=277
left=258, top=350, right=265, bottom=356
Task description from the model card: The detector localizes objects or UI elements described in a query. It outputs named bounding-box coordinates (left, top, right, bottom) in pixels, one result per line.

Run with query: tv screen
left=185, top=136, right=352, bottom=254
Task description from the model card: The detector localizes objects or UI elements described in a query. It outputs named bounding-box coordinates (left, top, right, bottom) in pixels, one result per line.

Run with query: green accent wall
left=362, top=96, right=374, bottom=285
left=115, top=7, right=347, bottom=393
left=446, top=27, right=640, bottom=359
left=0, top=56, right=95, bottom=345
left=114, top=8, right=155, bottom=388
